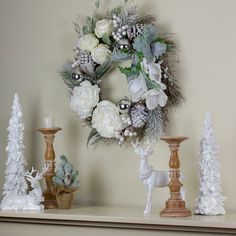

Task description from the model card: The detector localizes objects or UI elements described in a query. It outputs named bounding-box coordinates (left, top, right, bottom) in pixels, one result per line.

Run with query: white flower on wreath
left=95, top=19, right=113, bottom=38
left=77, top=34, right=99, bottom=52
left=91, top=44, right=111, bottom=64
left=128, top=74, right=148, bottom=102
left=142, top=58, right=166, bottom=90
left=144, top=89, right=168, bottom=110
left=92, top=101, right=124, bottom=138
left=70, top=81, right=100, bottom=119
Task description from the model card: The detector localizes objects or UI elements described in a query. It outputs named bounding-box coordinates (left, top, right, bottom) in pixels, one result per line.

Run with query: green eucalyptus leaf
left=151, top=42, right=167, bottom=58
left=87, top=128, right=98, bottom=146
left=95, top=0, right=100, bottom=8
left=95, top=59, right=112, bottom=79
left=82, top=25, right=89, bottom=34
left=86, top=16, right=92, bottom=25
left=118, top=66, right=132, bottom=76
left=133, top=25, right=158, bottom=61
left=102, top=33, right=111, bottom=47
left=112, top=51, right=132, bottom=61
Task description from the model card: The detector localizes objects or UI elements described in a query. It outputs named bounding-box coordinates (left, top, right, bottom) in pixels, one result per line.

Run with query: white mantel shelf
left=0, top=206, right=236, bottom=234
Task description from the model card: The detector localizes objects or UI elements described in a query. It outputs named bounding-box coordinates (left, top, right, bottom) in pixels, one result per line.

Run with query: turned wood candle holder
left=160, top=136, right=191, bottom=217
left=38, top=127, right=61, bottom=209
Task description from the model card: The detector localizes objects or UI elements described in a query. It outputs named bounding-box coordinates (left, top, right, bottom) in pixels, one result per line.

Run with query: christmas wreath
left=60, top=0, right=183, bottom=145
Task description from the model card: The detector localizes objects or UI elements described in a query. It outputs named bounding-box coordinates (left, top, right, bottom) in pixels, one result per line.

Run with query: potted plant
left=52, top=155, right=80, bottom=209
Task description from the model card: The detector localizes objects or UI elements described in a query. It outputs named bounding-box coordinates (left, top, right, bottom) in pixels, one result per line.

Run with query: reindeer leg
left=144, top=185, right=149, bottom=215
left=144, top=184, right=152, bottom=215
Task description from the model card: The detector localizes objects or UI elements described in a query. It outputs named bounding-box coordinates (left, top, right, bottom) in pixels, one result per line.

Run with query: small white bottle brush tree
left=195, top=112, right=225, bottom=215
left=1, top=94, right=44, bottom=210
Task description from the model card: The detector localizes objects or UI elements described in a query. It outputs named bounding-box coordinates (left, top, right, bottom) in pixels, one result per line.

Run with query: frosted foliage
left=195, top=112, right=226, bottom=215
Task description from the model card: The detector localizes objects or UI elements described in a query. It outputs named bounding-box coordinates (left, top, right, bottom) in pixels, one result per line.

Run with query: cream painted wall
left=0, top=0, right=236, bottom=212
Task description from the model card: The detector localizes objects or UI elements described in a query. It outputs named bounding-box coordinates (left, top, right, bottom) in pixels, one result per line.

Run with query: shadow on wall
left=86, top=162, right=106, bottom=206
left=26, top=93, right=42, bottom=170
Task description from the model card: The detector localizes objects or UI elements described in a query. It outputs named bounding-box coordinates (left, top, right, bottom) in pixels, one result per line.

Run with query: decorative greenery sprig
left=53, top=155, right=80, bottom=194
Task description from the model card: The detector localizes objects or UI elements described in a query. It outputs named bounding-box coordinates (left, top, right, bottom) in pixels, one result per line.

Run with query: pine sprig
left=144, top=107, right=167, bottom=140
left=136, top=15, right=156, bottom=25
left=102, top=33, right=112, bottom=47
left=59, top=64, right=79, bottom=90
left=117, top=7, right=137, bottom=25
left=163, top=77, right=184, bottom=110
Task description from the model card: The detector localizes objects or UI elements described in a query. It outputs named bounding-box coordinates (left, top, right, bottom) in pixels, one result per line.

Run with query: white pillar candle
left=44, top=117, right=54, bottom=128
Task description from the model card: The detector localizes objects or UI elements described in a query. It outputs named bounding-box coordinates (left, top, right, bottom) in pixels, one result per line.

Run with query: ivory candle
left=44, top=117, right=54, bottom=128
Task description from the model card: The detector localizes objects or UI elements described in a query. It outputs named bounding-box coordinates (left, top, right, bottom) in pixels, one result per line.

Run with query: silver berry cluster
left=111, top=15, right=129, bottom=42
left=123, top=128, right=137, bottom=137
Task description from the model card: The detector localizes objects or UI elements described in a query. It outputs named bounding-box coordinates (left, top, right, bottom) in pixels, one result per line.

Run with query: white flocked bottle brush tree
left=0, top=93, right=28, bottom=210
left=195, top=111, right=225, bottom=215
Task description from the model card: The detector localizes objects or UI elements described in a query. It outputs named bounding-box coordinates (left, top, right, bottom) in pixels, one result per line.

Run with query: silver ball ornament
left=117, top=99, right=131, bottom=114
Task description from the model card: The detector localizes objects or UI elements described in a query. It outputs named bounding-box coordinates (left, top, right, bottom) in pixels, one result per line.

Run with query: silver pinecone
left=130, top=104, right=148, bottom=128
left=78, top=51, right=96, bottom=75
left=127, top=23, right=145, bottom=40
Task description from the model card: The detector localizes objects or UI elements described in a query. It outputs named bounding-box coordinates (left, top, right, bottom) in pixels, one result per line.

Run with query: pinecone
left=78, top=51, right=94, bottom=65
left=130, top=104, right=148, bottom=128
left=78, top=51, right=96, bottom=75
left=127, top=23, right=145, bottom=40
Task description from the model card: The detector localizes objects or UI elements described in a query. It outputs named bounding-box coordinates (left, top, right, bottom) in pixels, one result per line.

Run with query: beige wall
left=0, top=0, right=236, bottom=212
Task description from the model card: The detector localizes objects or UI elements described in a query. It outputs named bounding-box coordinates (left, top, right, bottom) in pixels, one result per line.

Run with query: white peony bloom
left=95, top=19, right=113, bottom=38
left=77, top=34, right=99, bottom=52
left=144, top=89, right=168, bottom=110
left=70, top=81, right=100, bottom=119
left=91, top=44, right=111, bottom=64
left=92, top=101, right=124, bottom=138
left=142, top=58, right=166, bottom=90
left=128, top=74, right=147, bottom=102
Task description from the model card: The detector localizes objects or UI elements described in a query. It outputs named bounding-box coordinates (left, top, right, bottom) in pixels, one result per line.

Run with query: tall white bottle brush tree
left=195, top=112, right=225, bottom=215
left=1, top=94, right=46, bottom=210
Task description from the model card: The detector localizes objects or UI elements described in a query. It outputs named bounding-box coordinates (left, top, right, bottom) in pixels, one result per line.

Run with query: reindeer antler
left=131, top=139, right=141, bottom=148
left=132, top=138, right=154, bottom=158
left=25, top=165, right=49, bottom=180
left=36, top=164, right=49, bottom=180
left=25, top=167, right=37, bottom=179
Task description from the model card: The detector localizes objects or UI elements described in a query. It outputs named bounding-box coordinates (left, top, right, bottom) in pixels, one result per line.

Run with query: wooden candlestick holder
left=38, top=127, right=61, bottom=209
left=160, top=136, right=191, bottom=217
